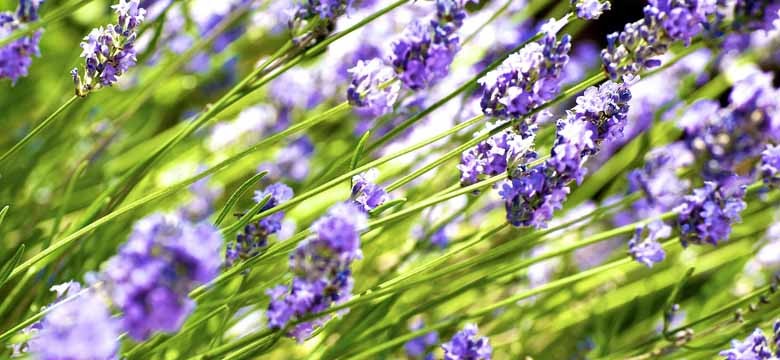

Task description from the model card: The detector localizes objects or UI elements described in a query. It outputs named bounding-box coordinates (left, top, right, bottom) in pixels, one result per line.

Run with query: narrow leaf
left=0, top=205, right=9, bottom=229
left=351, top=130, right=372, bottom=171
left=0, top=244, right=24, bottom=289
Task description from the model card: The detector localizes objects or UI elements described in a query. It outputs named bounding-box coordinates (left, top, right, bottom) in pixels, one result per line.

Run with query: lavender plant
left=1, top=0, right=780, bottom=359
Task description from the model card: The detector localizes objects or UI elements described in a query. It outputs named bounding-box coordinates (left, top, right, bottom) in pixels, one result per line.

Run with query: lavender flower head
left=11, top=281, right=82, bottom=357
left=628, top=220, right=669, bottom=267
left=347, top=58, right=401, bottom=117
left=103, top=213, right=222, bottom=340
left=458, top=127, right=537, bottom=187
left=27, top=291, right=120, bottom=360
left=351, top=168, right=389, bottom=212
left=571, top=0, right=611, bottom=20
left=267, top=203, right=367, bottom=341
left=628, top=143, right=692, bottom=217
left=442, top=324, right=492, bottom=360
left=677, top=180, right=746, bottom=247
left=500, top=81, right=631, bottom=228
left=761, top=144, right=780, bottom=188
left=479, top=19, right=571, bottom=119
left=226, top=183, right=294, bottom=267
left=71, top=0, right=146, bottom=96
left=388, top=0, right=467, bottom=90
left=679, top=72, right=780, bottom=182
left=719, top=328, right=774, bottom=360
left=0, top=0, right=44, bottom=84
left=601, top=0, right=717, bottom=80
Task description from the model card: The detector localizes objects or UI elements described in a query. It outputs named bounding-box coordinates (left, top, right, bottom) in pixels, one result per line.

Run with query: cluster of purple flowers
left=679, top=71, right=780, bottom=182
left=388, top=0, right=467, bottom=90
left=442, top=324, right=492, bottom=360
left=676, top=180, right=746, bottom=247
left=103, top=213, right=222, bottom=340
left=478, top=18, right=571, bottom=119
left=0, top=0, right=43, bottom=84
left=71, top=0, right=146, bottom=97
left=225, top=183, right=294, bottom=267
left=600, top=0, right=716, bottom=80
left=13, top=281, right=83, bottom=357
left=458, top=127, right=537, bottom=187
left=628, top=220, right=669, bottom=267
left=571, top=0, right=611, bottom=20
left=627, top=144, right=692, bottom=218
left=347, top=58, right=402, bottom=117
left=266, top=202, right=367, bottom=341
left=500, top=81, right=631, bottom=228
left=351, top=168, right=389, bottom=212
left=27, top=289, right=120, bottom=360
left=719, top=325, right=779, bottom=359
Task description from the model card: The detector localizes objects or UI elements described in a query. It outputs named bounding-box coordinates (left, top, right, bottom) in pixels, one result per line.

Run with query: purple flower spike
left=267, top=202, right=367, bottom=341
left=388, top=0, right=466, bottom=90
left=601, top=0, right=717, bottom=80
left=501, top=81, right=631, bottom=228
left=479, top=19, right=571, bottom=119
left=719, top=328, right=773, bottom=360
left=0, top=0, right=44, bottom=84
left=27, top=291, right=120, bottom=360
left=628, top=144, right=692, bottom=217
left=442, top=324, right=492, bottom=360
left=351, top=169, right=389, bottom=212
left=104, top=213, right=222, bottom=340
left=677, top=180, right=746, bottom=247
left=226, top=182, right=294, bottom=267
left=458, top=128, right=537, bottom=188
left=572, top=0, right=611, bottom=20
left=347, top=58, right=401, bottom=118
left=628, top=220, right=669, bottom=267
left=71, top=0, right=146, bottom=96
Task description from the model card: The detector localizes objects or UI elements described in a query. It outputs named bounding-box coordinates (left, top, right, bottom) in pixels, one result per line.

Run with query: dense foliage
left=1, top=0, right=780, bottom=359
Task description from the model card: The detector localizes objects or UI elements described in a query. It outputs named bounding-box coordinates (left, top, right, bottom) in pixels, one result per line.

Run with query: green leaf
left=0, top=205, right=9, bottom=229
left=351, top=130, right=372, bottom=172
left=0, top=244, right=25, bottom=289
